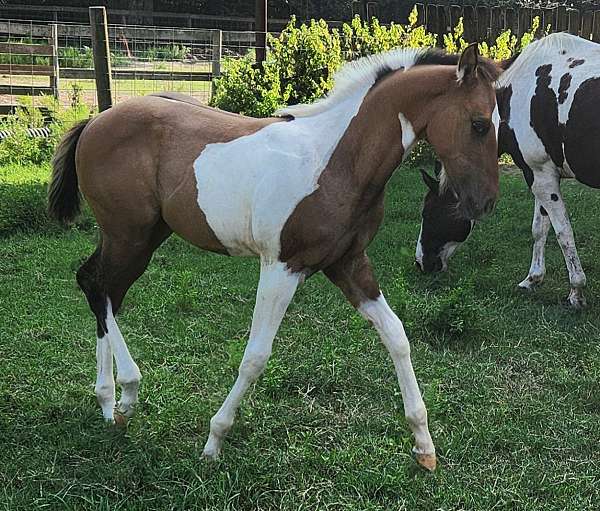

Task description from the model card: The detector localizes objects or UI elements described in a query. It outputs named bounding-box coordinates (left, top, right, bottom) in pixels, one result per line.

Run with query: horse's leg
left=77, top=220, right=171, bottom=423
left=202, top=259, right=301, bottom=460
left=518, top=195, right=551, bottom=290
left=531, top=170, right=586, bottom=308
left=324, top=252, right=436, bottom=471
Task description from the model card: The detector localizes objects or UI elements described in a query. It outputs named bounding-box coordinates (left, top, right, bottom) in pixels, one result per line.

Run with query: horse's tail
left=48, top=118, right=90, bottom=225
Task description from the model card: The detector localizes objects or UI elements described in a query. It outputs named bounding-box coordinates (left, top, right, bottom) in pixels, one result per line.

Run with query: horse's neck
left=323, top=78, right=429, bottom=194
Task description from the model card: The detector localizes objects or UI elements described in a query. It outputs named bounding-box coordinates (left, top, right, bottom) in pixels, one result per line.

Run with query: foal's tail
left=48, top=118, right=90, bottom=225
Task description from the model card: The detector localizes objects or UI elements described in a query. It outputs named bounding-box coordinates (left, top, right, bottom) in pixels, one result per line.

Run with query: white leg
left=202, top=260, right=301, bottom=460
left=531, top=171, right=586, bottom=308
left=359, top=294, right=436, bottom=470
left=105, top=300, right=142, bottom=423
left=95, top=334, right=115, bottom=421
left=519, top=196, right=550, bottom=290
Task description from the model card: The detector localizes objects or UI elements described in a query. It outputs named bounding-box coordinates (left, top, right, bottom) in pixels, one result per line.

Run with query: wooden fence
left=415, top=3, right=600, bottom=43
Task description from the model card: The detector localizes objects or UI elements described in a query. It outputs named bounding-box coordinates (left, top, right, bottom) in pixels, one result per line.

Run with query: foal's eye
left=472, top=119, right=491, bottom=136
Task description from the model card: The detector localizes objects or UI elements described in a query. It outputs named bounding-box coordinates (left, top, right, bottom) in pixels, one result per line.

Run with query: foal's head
left=423, top=44, right=500, bottom=221
left=415, top=162, right=474, bottom=273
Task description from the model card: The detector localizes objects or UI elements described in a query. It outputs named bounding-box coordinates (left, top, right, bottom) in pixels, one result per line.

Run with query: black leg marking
left=76, top=247, right=108, bottom=338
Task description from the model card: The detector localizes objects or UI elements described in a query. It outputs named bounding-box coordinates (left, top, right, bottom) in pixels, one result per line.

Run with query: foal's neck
left=327, top=66, right=452, bottom=194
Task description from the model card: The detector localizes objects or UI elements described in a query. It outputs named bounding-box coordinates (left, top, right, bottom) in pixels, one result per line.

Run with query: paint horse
left=416, top=33, right=599, bottom=309
left=48, top=45, right=501, bottom=470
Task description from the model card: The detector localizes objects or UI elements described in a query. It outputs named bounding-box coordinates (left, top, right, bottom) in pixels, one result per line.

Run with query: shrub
left=0, top=97, right=91, bottom=166
left=212, top=7, right=545, bottom=121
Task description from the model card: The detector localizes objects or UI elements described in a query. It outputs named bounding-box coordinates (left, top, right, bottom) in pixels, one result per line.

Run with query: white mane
left=499, top=32, right=598, bottom=87
left=275, top=48, right=427, bottom=118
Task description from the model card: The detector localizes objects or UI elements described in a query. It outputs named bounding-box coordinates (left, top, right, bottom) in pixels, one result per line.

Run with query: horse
left=48, top=44, right=501, bottom=471
left=416, top=33, right=599, bottom=309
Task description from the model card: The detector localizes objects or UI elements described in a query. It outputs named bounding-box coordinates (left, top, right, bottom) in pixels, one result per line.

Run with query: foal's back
left=75, top=96, right=280, bottom=253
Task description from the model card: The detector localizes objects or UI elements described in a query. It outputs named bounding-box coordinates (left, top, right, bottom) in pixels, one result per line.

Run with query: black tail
left=48, top=118, right=90, bottom=225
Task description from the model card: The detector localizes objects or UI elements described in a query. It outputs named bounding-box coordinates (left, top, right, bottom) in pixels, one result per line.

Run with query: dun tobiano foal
left=416, top=33, right=600, bottom=309
left=48, top=44, right=500, bottom=470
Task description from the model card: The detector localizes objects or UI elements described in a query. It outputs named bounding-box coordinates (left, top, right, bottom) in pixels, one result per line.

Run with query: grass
left=0, top=162, right=599, bottom=510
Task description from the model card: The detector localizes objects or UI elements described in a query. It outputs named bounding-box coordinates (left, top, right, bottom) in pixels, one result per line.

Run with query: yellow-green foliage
left=213, top=5, right=547, bottom=118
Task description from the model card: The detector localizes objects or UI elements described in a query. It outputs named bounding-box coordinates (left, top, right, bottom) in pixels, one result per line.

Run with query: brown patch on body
left=558, top=73, right=572, bottom=104
left=569, top=59, right=585, bottom=68
left=564, top=77, right=600, bottom=187
left=530, top=64, right=564, bottom=168
left=497, top=85, right=535, bottom=187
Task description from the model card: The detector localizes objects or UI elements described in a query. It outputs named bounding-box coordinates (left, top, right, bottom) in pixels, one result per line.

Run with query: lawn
left=0, top=162, right=598, bottom=510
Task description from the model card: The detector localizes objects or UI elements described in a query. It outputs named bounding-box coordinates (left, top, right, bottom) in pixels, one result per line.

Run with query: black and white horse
left=416, top=33, right=600, bottom=309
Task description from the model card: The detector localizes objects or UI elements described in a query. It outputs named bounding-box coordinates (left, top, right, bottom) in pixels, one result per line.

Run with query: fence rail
left=415, top=3, right=600, bottom=42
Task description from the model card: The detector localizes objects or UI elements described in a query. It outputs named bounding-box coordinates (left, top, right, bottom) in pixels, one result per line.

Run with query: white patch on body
left=358, top=294, right=434, bottom=456
left=492, top=103, right=500, bottom=143
left=194, top=49, right=426, bottom=259
left=194, top=89, right=371, bottom=257
left=398, top=112, right=417, bottom=161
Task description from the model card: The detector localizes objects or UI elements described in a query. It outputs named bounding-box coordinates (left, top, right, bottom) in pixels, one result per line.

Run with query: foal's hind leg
left=78, top=220, right=171, bottom=422
left=202, top=259, right=301, bottom=460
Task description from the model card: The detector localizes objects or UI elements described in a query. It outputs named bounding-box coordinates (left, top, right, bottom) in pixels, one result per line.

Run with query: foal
left=49, top=45, right=500, bottom=470
left=416, top=33, right=599, bottom=308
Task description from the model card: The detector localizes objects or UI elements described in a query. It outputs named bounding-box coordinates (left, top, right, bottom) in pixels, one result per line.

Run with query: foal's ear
left=421, top=169, right=439, bottom=194
left=457, top=43, right=479, bottom=83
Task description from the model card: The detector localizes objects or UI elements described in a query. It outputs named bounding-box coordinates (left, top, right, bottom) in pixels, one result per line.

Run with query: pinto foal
left=49, top=45, right=500, bottom=470
left=416, top=33, right=599, bottom=309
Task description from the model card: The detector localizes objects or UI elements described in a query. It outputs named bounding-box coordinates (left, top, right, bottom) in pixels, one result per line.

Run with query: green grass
left=0, top=163, right=598, bottom=510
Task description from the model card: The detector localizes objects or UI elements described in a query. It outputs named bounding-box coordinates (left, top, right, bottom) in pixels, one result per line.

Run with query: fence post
left=212, top=29, right=222, bottom=78
left=255, top=0, right=267, bottom=64
left=49, top=23, right=60, bottom=101
left=89, top=6, right=113, bottom=111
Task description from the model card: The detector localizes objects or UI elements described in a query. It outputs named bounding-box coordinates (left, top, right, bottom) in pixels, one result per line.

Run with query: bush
left=212, top=6, right=544, bottom=120
left=0, top=98, right=91, bottom=166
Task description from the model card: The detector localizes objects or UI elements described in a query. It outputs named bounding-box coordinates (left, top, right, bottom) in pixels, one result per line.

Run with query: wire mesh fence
left=0, top=17, right=262, bottom=113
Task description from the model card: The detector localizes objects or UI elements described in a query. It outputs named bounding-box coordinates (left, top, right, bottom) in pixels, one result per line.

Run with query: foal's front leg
left=202, top=259, right=301, bottom=460
left=325, top=252, right=436, bottom=471
left=531, top=171, right=586, bottom=308
left=518, top=196, right=551, bottom=290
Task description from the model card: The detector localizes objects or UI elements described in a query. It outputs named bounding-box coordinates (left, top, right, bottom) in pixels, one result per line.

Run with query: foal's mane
left=276, top=48, right=500, bottom=119
left=498, top=32, right=598, bottom=87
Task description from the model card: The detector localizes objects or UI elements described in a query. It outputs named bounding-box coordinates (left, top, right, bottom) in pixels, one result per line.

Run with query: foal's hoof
left=113, top=411, right=129, bottom=427
left=414, top=452, right=437, bottom=472
left=202, top=435, right=223, bottom=461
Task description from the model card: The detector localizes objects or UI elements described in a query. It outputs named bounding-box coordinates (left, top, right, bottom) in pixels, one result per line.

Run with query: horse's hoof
left=518, top=276, right=542, bottom=291
left=566, top=290, right=587, bottom=310
left=415, top=452, right=437, bottom=472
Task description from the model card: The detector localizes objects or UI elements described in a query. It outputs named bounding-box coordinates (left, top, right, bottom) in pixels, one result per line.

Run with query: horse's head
left=415, top=163, right=474, bottom=273
left=425, top=44, right=500, bottom=221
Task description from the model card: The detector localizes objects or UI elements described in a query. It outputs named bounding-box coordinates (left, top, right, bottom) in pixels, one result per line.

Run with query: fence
left=415, top=3, right=600, bottom=43
left=0, top=3, right=291, bottom=32
left=0, top=18, right=263, bottom=111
